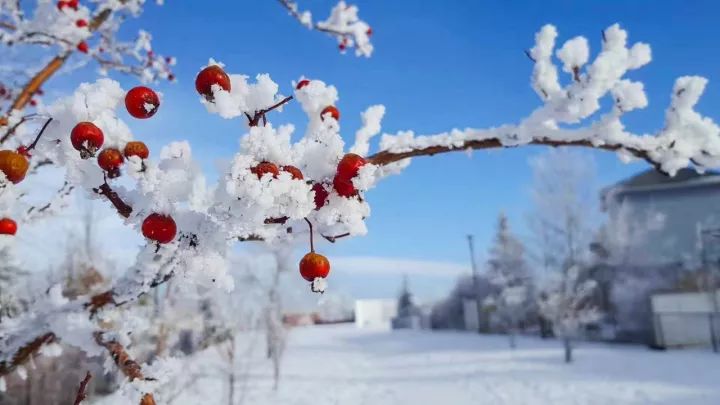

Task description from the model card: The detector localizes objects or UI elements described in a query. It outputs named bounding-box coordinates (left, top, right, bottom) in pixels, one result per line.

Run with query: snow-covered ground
left=99, top=324, right=720, bottom=405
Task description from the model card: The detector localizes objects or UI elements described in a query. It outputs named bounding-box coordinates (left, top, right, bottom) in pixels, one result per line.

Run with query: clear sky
left=37, top=0, right=720, bottom=301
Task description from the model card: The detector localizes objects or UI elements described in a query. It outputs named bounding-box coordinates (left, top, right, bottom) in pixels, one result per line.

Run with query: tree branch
left=366, top=137, right=663, bottom=173
left=94, top=332, right=156, bottom=405
left=72, top=371, right=92, bottom=405
left=0, top=1, right=127, bottom=141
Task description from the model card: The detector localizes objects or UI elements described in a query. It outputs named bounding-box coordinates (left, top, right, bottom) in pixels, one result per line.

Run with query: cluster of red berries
left=69, top=86, right=157, bottom=178
left=55, top=1, right=90, bottom=53
left=70, top=85, right=175, bottom=244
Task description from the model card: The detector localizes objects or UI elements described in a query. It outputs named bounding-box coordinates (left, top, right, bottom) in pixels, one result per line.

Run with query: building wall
left=607, top=184, right=720, bottom=265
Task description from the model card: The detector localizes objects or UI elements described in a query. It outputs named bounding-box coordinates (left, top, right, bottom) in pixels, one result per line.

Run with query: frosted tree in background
left=0, top=19, right=718, bottom=403
left=528, top=148, right=601, bottom=362
left=484, top=213, right=532, bottom=348
left=538, top=265, right=600, bottom=363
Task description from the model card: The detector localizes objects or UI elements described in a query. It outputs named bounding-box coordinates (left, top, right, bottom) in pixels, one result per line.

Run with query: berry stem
left=304, top=217, right=315, bottom=252
left=27, top=117, right=53, bottom=151
left=247, top=95, right=294, bottom=127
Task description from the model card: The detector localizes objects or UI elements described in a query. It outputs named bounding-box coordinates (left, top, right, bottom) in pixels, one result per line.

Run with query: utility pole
left=467, top=235, right=483, bottom=334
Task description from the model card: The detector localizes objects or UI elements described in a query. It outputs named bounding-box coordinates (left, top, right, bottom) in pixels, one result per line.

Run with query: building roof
left=617, top=168, right=720, bottom=189
left=601, top=168, right=720, bottom=209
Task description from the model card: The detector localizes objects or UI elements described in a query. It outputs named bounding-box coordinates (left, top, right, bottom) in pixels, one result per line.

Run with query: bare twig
left=27, top=117, right=52, bottom=150
left=366, top=137, right=664, bottom=173
left=248, top=95, right=294, bottom=126
left=321, top=232, right=350, bottom=243
left=93, top=182, right=133, bottom=218
left=72, top=371, right=92, bottom=405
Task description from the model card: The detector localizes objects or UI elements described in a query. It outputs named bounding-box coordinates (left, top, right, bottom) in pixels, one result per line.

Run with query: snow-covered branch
left=0, top=0, right=174, bottom=136
left=0, top=22, right=718, bottom=400
left=372, top=24, right=720, bottom=176
left=278, top=0, right=373, bottom=57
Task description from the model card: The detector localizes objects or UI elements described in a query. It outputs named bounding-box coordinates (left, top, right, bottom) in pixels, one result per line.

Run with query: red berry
left=29, top=99, right=37, bottom=107
left=71, top=122, right=104, bottom=158
left=333, top=174, right=357, bottom=198
left=97, top=148, right=124, bottom=178
left=366, top=27, right=373, bottom=36
left=195, top=65, right=231, bottom=100
left=336, top=153, right=366, bottom=179
left=68, top=0, right=78, bottom=9
left=16, top=146, right=31, bottom=158
left=125, top=86, right=160, bottom=119
left=296, top=79, right=310, bottom=90
left=299, top=252, right=330, bottom=282
left=0, top=150, right=29, bottom=184
left=280, top=165, right=303, bottom=180
left=339, top=41, right=347, bottom=51
left=76, top=19, right=87, bottom=28
left=77, top=41, right=88, bottom=54
left=0, top=218, right=17, bottom=236
left=123, top=141, right=149, bottom=160
left=142, top=213, right=177, bottom=244
left=250, top=161, right=279, bottom=180
left=312, top=182, right=329, bottom=210
left=167, top=73, right=175, bottom=81
left=320, top=106, right=340, bottom=121
left=56, top=1, right=68, bottom=11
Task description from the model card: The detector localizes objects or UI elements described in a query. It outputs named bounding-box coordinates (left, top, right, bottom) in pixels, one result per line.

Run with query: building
left=355, top=299, right=398, bottom=329
left=595, top=168, right=720, bottom=344
left=601, top=168, right=720, bottom=265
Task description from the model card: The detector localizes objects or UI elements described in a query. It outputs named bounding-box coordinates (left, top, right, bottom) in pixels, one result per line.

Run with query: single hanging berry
left=0, top=218, right=17, bottom=235
left=195, top=65, right=231, bottom=100
left=97, top=148, right=124, bottom=178
left=123, top=141, right=149, bottom=160
left=0, top=150, right=29, bottom=184
left=71, top=122, right=104, bottom=158
left=125, top=86, right=160, bottom=119
left=299, top=252, right=331, bottom=282
left=142, top=213, right=177, bottom=244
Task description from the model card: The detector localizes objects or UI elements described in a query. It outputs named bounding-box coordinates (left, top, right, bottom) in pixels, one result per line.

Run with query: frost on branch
left=278, top=0, right=374, bottom=57
left=0, top=0, right=174, bottom=126
left=374, top=24, right=720, bottom=176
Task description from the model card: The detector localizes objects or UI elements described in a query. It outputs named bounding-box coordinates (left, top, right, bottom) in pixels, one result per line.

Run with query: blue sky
left=44, top=0, right=720, bottom=300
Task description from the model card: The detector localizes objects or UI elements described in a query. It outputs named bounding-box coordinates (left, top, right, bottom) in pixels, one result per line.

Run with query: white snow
left=96, top=325, right=720, bottom=405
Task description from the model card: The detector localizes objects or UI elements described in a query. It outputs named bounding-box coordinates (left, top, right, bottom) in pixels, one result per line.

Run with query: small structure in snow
left=355, top=299, right=397, bottom=329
